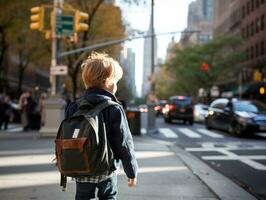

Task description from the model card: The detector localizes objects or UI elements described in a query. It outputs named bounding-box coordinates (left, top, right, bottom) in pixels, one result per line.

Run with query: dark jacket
left=65, top=88, right=138, bottom=179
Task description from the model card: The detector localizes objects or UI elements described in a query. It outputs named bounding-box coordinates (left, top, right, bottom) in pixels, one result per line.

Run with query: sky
left=117, top=0, right=195, bottom=96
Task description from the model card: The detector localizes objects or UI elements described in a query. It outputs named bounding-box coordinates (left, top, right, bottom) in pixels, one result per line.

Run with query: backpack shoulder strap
left=76, top=97, right=93, bottom=109
left=95, top=100, right=120, bottom=113
left=87, top=100, right=120, bottom=116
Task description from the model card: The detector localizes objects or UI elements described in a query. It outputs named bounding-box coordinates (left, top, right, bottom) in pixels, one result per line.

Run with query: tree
left=0, top=0, right=51, bottom=94
left=157, top=35, right=243, bottom=99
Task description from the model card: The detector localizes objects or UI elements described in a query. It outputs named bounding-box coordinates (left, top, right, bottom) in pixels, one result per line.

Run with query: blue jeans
left=75, top=176, right=118, bottom=200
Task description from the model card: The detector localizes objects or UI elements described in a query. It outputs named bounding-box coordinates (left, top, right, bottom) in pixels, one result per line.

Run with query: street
left=146, top=117, right=266, bottom=199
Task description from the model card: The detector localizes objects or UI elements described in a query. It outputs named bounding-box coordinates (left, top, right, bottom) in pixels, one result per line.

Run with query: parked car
left=193, top=104, right=209, bottom=123
left=205, top=98, right=266, bottom=136
left=163, top=96, right=194, bottom=125
left=154, top=100, right=168, bottom=117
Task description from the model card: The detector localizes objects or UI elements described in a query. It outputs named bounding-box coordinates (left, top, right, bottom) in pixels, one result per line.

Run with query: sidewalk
left=0, top=131, right=256, bottom=200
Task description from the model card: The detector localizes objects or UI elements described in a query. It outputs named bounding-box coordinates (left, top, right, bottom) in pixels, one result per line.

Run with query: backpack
left=55, top=97, right=119, bottom=191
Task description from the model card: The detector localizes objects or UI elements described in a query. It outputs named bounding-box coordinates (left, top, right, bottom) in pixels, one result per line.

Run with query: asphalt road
left=147, top=116, right=266, bottom=200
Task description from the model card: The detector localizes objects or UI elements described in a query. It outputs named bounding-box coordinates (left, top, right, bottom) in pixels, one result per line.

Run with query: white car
left=193, top=104, right=208, bottom=123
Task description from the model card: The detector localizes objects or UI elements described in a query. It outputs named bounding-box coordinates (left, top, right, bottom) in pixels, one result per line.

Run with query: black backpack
left=55, top=98, right=119, bottom=191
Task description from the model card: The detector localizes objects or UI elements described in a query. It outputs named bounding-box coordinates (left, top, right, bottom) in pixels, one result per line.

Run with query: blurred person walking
left=0, top=95, right=12, bottom=130
left=38, top=93, right=47, bottom=127
left=18, top=92, right=29, bottom=131
left=26, top=90, right=37, bottom=130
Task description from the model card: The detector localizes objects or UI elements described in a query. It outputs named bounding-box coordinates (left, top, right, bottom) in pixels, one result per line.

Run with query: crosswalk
left=158, top=127, right=224, bottom=139
left=2, top=124, right=23, bottom=132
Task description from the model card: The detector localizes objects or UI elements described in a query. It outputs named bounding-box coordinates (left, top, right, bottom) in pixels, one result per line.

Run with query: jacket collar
left=84, top=87, right=119, bottom=103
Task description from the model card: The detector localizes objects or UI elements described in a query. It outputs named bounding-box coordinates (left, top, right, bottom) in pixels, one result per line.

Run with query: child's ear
left=103, top=79, right=110, bottom=88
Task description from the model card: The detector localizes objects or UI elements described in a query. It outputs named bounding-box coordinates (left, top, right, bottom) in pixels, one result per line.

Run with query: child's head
left=81, top=52, right=123, bottom=94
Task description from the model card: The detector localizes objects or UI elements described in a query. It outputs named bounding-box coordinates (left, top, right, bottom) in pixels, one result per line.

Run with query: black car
left=205, top=98, right=266, bottom=136
left=163, top=96, right=194, bottom=125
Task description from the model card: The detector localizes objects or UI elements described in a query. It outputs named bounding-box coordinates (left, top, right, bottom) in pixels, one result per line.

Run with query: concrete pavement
left=0, top=130, right=257, bottom=200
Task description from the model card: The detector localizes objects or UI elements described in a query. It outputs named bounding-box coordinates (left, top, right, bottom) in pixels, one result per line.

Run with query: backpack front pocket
left=55, top=138, right=91, bottom=174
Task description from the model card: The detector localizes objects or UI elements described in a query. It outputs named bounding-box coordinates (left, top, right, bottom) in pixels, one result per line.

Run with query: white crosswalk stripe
left=4, top=124, right=23, bottom=132
left=159, top=128, right=178, bottom=138
left=177, top=128, right=201, bottom=138
left=197, top=128, right=224, bottom=138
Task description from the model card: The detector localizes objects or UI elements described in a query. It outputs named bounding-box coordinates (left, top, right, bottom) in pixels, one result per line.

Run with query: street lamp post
left=147, top=0, right=157, bottom=134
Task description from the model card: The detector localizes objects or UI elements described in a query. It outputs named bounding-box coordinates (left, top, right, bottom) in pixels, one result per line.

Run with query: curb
left=170, top=144, right=257, bottom=200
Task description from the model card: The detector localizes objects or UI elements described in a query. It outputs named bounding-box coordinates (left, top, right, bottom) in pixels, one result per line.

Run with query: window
left=242, top=28, right=245, bottom=39
left=256, top=0, right=260, bottom=8
left=251, top=21, right=254, bottom=36
left=246, top=48, right=250, bottom=60
left=256, top=18, right=260, bottom=33
left=247, top=1, right=250, bottom=15
left=246, top=25, right=250, bottom=38
left=261, top=41, right=265, bottom=55
left=251, top=0, right=255, bottom=11
left=255, top=43, right=259, bottom=57
left=261, top=15, right=265, bottom=31
left=211, top=100, right=227, bottom=110
left=251, top=46, right=254, bottom=59
left=242, top=5, right=246, bottom=18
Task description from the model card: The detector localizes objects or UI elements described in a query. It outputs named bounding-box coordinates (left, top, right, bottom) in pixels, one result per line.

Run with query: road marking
left=0, top=154, right=54, bottom=167
left=178, top=128, right=201, bottom=138
left=7, top=127, right=24, bottom=132
left=186, top=143, right=266, bottom=171
left=255, top=133, right=266, bottom=138
left=159, top=128, right=178, bottom=138
left=197, top=128, right=224, bottom=138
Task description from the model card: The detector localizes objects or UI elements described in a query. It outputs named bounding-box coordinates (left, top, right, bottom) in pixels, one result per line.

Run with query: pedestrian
left=65, top=52, right=138, bottom=200
left=0, top=95, right=12, bottom=130
left=26, top=90, right=37, bottom=130
left=38, top=93, right=47, bottom=127
left=18, top=92, right=29, bottom=131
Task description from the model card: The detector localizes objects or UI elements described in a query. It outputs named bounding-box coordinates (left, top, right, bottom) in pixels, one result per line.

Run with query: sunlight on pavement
left=135, top=151, right=175, bottom=159
left=0, top=150, right=185, bottom=190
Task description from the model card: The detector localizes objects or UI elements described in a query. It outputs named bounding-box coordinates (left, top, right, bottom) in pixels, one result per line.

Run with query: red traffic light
left=200, top=63, right=209, bottom=72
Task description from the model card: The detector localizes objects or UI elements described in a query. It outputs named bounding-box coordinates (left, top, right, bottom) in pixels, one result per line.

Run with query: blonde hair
left=81, top=52, right=123, bottom=89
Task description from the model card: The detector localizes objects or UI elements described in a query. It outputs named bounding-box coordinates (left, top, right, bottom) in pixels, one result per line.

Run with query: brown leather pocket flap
left=55, top=138, right=88, bottom=154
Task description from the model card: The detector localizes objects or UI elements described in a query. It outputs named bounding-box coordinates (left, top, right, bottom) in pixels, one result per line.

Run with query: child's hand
left=128, top=178, right=137, bottom=187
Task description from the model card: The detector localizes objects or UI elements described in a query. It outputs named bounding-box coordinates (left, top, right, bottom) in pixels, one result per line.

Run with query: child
left=65, top=52, right=138, bottom=200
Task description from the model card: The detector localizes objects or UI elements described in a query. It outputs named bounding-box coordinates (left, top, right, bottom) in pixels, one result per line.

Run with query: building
left=181, top=0, right=214, bottom=46
left=213, top=0, right=266, bottom=100
left=142, top=20, right=158, bottom=97
left=121, top=48, right=137, bottom=98
left=240, top=0, right=266, bottom=81
left=213, top=0, right=242, bottom=37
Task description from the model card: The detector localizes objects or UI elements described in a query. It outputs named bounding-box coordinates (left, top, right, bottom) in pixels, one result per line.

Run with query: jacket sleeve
left=106, top=105, right=138, bottom=179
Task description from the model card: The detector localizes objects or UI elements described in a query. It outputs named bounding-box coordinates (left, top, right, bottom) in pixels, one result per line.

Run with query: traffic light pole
left=51, top=0, right=62, bottom=96
left=40, top=0, right=66, bottom=137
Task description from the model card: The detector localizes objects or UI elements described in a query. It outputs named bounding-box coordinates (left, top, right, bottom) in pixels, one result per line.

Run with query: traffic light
left=30, top=6, right=44, bottom=31
left=259, top=86, right=265, bottom=95
left=200, top=63, right=209, bottom=72
left=74, top=10, right=89, bottom=32
left=253, top=70, right=262, bottom=82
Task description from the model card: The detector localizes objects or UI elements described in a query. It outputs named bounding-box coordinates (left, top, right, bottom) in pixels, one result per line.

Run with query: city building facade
left=120, top=48, right=137, bottom=98
left=142, top=20, right=158, bottom=97
left=181, top=0, right=214, bottom=46
left=213, top=0, right=266, bottom=99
